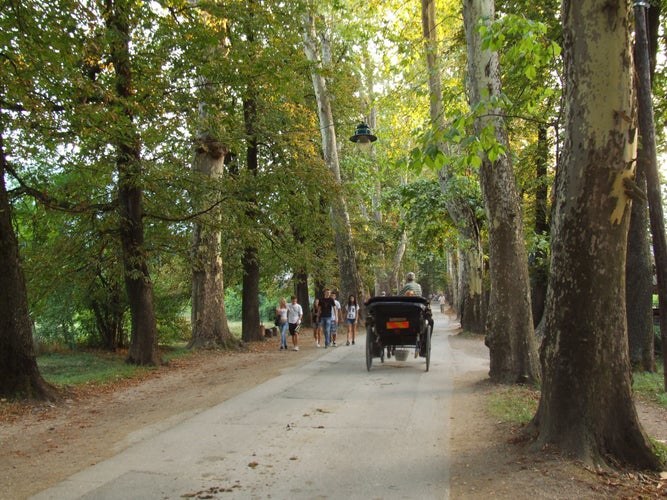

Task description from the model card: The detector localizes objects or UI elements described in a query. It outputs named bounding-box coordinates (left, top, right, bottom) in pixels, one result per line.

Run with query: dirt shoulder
left=448, top=331, right=667, bottom=499
left=1, top=328, right=667, bottom=499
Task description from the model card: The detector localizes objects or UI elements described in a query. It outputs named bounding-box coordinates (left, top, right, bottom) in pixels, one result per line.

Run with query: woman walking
left=345, top=294, right=359, bottom=346
left=276, top=298, right=289, bottom=350
left=311, top=298, right=322, bottom=347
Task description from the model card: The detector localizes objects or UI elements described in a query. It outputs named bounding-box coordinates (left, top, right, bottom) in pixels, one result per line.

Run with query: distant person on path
left=439, top=294, right=447, bottom=313
left=319, top=289, right=336, bottom=348
left=311, top=298, right=322, bottom=347
left=399, top=272, right=422, bottom=297
left=287, top=295, right=303, bottom=351
left=345, top=294, right=359, bottom=345
left=276, top=298, right=289, bottom=350
left=331, top=291, right=342, bottom=346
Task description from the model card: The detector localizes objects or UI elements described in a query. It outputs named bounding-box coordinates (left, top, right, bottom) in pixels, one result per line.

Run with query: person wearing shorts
left=345, top=294, right=359, bottom=345
left=286, top=295, right=303, bottom=351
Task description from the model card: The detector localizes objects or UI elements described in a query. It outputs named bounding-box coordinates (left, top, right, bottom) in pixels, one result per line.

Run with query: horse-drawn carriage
left=364, top=296, right=433, bottom=371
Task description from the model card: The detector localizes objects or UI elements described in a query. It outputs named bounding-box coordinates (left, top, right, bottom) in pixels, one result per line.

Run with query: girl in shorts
left=345, top=294, right=359, bottom=345
left=311, top=298, right=322, bottom=347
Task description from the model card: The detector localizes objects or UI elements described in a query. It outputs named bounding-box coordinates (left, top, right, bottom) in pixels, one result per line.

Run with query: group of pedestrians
left=312, top=289, right=359, bottom=348
left=276, top=289, right=359, bottom=351
left=275, top=272, right=427, bottom=353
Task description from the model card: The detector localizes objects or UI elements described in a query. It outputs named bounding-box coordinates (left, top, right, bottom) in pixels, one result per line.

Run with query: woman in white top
left=276, top=298, right=289, bottom=350
left=345, top=294, right=359, bottom=346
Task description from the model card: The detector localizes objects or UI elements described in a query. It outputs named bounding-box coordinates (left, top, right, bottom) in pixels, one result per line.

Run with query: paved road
left=33, top=313, right=469, bottom=500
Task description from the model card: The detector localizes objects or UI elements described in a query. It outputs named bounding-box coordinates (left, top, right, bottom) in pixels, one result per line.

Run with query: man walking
left=319, top=289, right=336, bottom=348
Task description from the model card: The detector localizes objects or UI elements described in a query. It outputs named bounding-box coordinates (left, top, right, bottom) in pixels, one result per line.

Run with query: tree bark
left=421, top=0, right=485, bottom=332
left=189, top=135, right=234, bottom=349
left=241, top=93, right=263, bottom=343
left=531, top=125, right=549, bottom=327
left=303, top=13, right=363, bottom=303
left=626, top=2, right=659, bottom=372
left=634, top=2, right=667, bottom=388
left=463, top=0, right=539, bottom=383
left=106, top=1, right=160, bottom=366
left=626, top=159, right=655, bottom=370
left=0, top=134, right=55, bottom=400
left=530, top=0, right=660, bottom=469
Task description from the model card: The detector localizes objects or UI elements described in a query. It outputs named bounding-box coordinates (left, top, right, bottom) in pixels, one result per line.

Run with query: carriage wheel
left=366, top=324, right=374, bottom=371
left=424, top=323, right=432, bottom=372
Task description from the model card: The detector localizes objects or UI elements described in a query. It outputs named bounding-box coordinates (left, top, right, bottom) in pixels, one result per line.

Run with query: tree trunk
left=530, top=0, right=660, bottom=469
left=0, top=135, right=55, bottom=400
left=303, top=13, right=363, bottom=303
left=458, top=242, right=485, bottom=334
left=531, top=125, right=549, bottom=327
left=391, top=230, right=408, bottom=294
left=635, top=2, right=667, bottom=389
left=446, top=250, right=458, bottom=313
left=241, top=246, right=262, bottom=342
left=421, top=0, right=485, bottom=332
left=626, top=1, right=659, bottom=372
left=463, top=0, right=539, bottom=383
left=106, top=2, right=160, bottom=366
left=626, top=160, right=655, bottom=371
left=295, top=269, right=311, bottom=326
left=240, top=12, right=263, bottom=344
left=189, top=134, right=234, bottom=349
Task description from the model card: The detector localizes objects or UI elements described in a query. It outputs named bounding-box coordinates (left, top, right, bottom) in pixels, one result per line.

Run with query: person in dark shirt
left=319, top=288, right=336, bottom=348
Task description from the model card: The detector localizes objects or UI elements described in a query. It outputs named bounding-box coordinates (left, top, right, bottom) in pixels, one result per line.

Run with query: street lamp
left=349, top=122, right=377, bottom=150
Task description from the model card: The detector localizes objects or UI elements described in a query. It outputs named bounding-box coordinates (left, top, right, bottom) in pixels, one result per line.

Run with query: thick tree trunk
left=463, top=0, right=539, bottom=383
left=241, top=94, right=263, bottom=343
left=241, top=246, right=262, bottom=342
left=303, top=13, right=363, bottom=303
left=530, top=0, right=660, bottom=469
left=106, top=4, right=160, bottom=366
left=0, top=136, right=55, bottom=400
left=189, top=135, right=234, bottom=349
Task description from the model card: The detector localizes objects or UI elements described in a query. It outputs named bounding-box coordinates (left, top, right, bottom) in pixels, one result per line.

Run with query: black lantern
left=349, top=122, right=377, bottom=146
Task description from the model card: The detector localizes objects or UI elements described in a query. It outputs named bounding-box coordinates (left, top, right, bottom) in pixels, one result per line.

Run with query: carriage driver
left=399, top=272, right=422, bottom=297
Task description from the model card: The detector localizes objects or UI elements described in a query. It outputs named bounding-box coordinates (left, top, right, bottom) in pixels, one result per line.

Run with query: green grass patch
left=487, top=385, right=540, bottom=425
left=37, top=351, right=153, bottom=386
left=228, top=321, right=242, bottom=338
left=633, top=365, right=667, bottom=408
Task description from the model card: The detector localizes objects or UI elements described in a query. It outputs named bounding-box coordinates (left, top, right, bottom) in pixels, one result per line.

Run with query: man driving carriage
left=398, top=272, right=422, bottom=297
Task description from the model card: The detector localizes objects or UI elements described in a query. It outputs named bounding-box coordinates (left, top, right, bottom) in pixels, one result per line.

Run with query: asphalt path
left=32, top=312, right=474, bottom=500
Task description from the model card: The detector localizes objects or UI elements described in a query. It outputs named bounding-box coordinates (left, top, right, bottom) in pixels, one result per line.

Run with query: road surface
left=32, top=313, right=485, bottom=500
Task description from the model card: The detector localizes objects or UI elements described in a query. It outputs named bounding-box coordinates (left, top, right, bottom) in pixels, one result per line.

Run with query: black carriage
left=364, top=296, right=434, bottom=371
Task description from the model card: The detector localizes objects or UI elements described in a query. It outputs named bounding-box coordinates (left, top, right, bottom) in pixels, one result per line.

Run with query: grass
left=486, top=364, right=667, bottom=426
left=633, top=364, right=667, bottom=408
left=35, top=324, right=244, bottom=389
left=487, top=385, right=540, bottom=425
left=36, top=344, right=195, bottom=387
left=37, top=351, right=154, bottom=386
